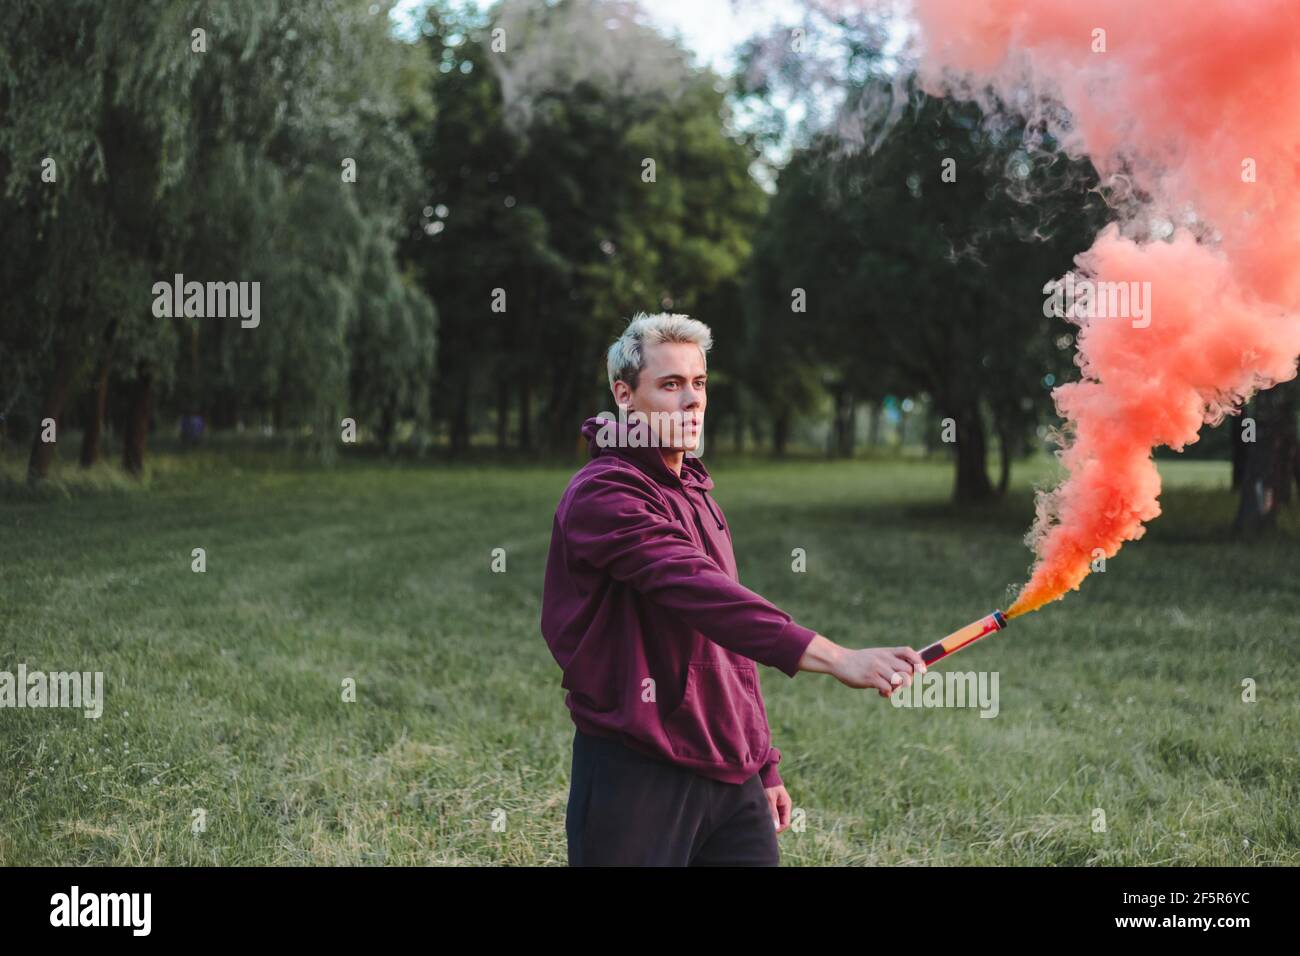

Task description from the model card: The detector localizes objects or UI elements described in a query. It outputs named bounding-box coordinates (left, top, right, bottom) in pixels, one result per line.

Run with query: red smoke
left=906, top=0, right=1300, bottom=615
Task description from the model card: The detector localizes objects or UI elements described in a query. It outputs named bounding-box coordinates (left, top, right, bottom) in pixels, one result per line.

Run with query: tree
left=746, top=79, right=1106, bottom=499
left=0, top=0, right=436, bottom=479
left=1233, top=379, right=1300, bottom=535
left=407, top=0, right=766, bottom=456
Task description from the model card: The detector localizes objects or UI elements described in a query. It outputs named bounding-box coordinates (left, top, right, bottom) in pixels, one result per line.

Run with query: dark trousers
left=565, top=728, right=780, bottom=866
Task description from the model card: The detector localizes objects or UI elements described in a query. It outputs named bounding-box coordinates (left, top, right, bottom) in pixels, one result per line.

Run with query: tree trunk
left=826, top=383, right=842, bottom=459
left=867, top=401, right=881, bottom=447
left=995, top=420, right=1013, bottom=498
left=518, top=376, right=532, bottom=452
left=449, top=378, right=470, bottom=456
left=829, top=384, right=855, bottom=458
left=772, top=410, right=790, bottom=458
left=496, top=376, right=509, bottom=450
left=27, top=345, right=77, bottom=483
left=1233, top=381, right=1298, bottom=535
left=378, top=397, right=398, bottom=455
left=952, top=407, right=994, bottom=503
left=122, top=369, right=154, bottom=478
left=208, top=386, right=238, bottom=430
left=77, top=362, right=111, bottom=468
left=79, top=323, right=118, bottom=467
left=541, top=351, right=584, bottom=456
left=1231, top=410, right=1251, bottom=491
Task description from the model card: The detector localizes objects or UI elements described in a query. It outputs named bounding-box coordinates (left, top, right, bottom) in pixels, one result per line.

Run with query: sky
left=389, top=0, right=810, bottom=75
left=616, top=0, right=812, bottom=74
left=385, top=0, right=911, bottom=182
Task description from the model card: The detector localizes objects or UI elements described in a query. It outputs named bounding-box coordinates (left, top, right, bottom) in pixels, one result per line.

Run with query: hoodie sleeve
left=759, top=745, right=784, bottom=789
left=561, top=464, right=817, bottom=677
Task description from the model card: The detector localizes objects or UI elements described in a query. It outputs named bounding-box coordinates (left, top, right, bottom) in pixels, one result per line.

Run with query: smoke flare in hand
left=907, top=0, right=1300, bottom=617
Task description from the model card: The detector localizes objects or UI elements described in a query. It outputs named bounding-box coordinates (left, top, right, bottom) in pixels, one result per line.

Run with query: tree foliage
left=0, top=0, right=436, bottom=477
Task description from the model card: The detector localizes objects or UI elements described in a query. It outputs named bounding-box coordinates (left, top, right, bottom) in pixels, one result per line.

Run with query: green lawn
left=1, top=446, right=1297, bottom=865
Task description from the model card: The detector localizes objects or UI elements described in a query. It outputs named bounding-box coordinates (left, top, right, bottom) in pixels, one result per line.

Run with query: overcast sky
left=389, top=0, right=809, bottom=75
left=385, top=0, right=905, bottom=181
left=616, top=0, right=810, bottom=74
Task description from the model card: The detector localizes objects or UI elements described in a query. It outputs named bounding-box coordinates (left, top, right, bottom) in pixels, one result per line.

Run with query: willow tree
left=0, top=0, right=215, bottom=478
left=1, top=0, right=436, bottom=478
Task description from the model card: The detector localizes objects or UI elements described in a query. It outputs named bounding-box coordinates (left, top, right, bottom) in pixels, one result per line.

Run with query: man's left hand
left=764, top=784, right=792, bottom=833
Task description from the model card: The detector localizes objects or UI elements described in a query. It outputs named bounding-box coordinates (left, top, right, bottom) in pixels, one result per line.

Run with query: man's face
left=615, top=341, right=706, bottom=451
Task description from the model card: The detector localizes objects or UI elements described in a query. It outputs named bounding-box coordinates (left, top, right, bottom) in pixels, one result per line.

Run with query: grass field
left=1, top=444, right=1297, bottom=865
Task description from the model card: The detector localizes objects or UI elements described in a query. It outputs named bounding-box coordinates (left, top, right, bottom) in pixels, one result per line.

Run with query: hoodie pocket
left=664, top=661, right=766, bottom=767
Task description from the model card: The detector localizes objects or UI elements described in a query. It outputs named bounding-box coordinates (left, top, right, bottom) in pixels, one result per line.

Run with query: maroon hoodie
left=540, top=414, right=818, bottom=789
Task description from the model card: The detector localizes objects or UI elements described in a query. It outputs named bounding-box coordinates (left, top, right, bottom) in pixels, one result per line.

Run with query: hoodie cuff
left=759, top=749, right=783, bottom=789
left=772, top=619, right=819, bottom=678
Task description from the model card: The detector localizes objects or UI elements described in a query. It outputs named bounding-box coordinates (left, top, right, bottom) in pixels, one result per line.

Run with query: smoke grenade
left=918, top=610, right=1008, bottom=666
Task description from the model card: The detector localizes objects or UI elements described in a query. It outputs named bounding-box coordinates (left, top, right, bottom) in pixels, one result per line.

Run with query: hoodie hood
left=581, top=414, right=713, bottom=490
left=580, top=414, right=722, bottom=528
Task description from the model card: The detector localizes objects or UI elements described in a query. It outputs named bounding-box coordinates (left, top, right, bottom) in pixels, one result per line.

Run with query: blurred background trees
left=0, top=0, right=1276, bottom=511
left=409, top=0, right=766, bottom=456
left=1, top=0, right=434, bottom=478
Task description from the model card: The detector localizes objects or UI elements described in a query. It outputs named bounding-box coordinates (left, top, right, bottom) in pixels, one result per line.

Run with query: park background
left=1, top=0, right=1296, bottom=865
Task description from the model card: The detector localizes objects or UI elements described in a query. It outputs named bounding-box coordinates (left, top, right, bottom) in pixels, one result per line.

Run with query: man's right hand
left=798, top=634, right=926, bottom=697
left=832, top=646, right=927, bottom=696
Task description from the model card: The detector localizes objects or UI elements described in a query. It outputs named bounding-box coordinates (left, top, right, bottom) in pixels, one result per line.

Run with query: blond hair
left=606, top=312, right=712, bottom=392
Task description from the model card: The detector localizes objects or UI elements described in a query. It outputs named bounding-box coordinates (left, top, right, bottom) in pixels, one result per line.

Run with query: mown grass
left=1, top=442, right=1296, bottom=865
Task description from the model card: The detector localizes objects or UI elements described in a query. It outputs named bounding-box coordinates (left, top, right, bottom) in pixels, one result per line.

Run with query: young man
left=541, top=312, right=926, bottom=866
